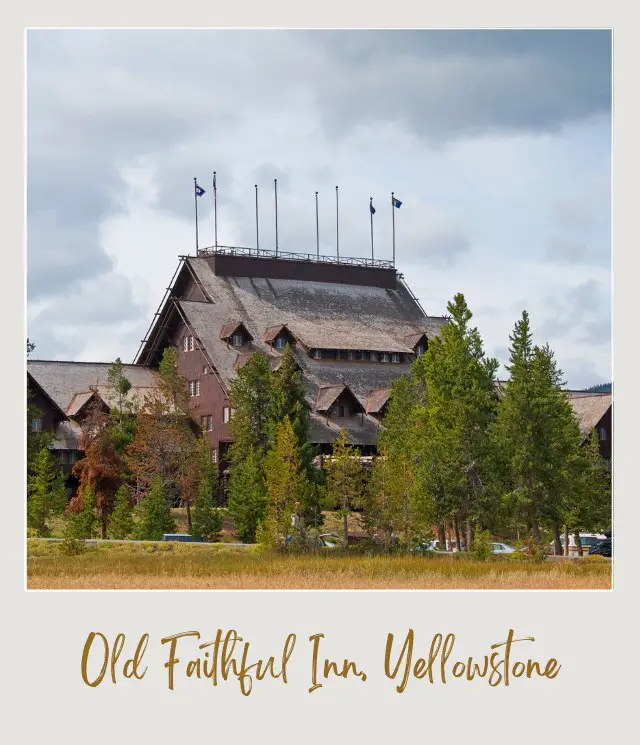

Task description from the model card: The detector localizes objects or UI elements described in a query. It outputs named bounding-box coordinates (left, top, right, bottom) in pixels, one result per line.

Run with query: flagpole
left=213, top=171, right=218, bottom=249
left=255, top=184, right=260, bottom=252
left=194, top=177, right=199, bottom=253
left=335, top=185, right=339, bottom=259
left=391, top=191, right=396, bottom=267
left=274, top=178, right=279, bottom=256
left=315, top=191, right=319, bottom=258
left=370, top=197, right=374, bottom=261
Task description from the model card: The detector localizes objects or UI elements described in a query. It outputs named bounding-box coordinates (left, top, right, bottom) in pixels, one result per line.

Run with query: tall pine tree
left=262, top=417, right=308, bottom=548
left=411, top=294, right=498, bottom=550
left=27, top=447, right=68, bottom=536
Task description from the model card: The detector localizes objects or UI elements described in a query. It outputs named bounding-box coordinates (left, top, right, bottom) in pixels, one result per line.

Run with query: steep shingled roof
left=569, top=393, right=612, bottom=437
left=178, top=256, right=445, bottom=409
left=366, top=387, right=391, bottom=414
left=27, top=360, right=160, bottom=413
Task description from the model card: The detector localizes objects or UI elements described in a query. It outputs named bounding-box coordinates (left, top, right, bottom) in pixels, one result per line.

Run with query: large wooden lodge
left=27, top=247, right=612, bottom=487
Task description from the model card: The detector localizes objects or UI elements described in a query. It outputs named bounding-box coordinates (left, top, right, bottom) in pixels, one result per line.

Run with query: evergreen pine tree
left=191, top=439, right=222, bottom=542
left=134, top=478, right=175, bottom=540
left=325, top=429, right=365, bottom=550
left=227, top=447, right=267, bottom=543
left=490, top=313, right=584, bottom=543
left=108, top=485, right=134, bottom=539
left=65, top=486, right=99, bottom=539
left=267, top=345, right=321, bottom=526
left=411, top=294, right=498, bottom=550
left=27, top=447, right=68, bottom=536
left=262, top=417, right=308, bottom=548
left=563, top=428, right=612, bottom=548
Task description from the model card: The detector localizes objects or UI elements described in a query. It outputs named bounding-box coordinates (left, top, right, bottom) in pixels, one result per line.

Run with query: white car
left=492, top=542, right=516, bottom=554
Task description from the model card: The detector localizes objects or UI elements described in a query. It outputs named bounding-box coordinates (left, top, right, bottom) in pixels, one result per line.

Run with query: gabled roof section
left=219, top=321, right=253, bottom=342
left=27, top=371, right=67, bottom=421
left=66, top=391, right=100, bottom=417
left=315, top=385, right=346, bottom=412
left=366, top=387, right=391, bottom=415
left=404, top=332, right=429, bottom=349
left=315, top=384, right=365, bottom=414
left=262, top=324, right=295, bottom=344
left=569, top=394, right=612, bottom=438
left=27, top=360, right=160, bottom=413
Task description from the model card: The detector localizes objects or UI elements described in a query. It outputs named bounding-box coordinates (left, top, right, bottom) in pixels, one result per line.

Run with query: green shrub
left=473, top=530, right=493, bottom=561
left=58, top=537, right=87, bottom=555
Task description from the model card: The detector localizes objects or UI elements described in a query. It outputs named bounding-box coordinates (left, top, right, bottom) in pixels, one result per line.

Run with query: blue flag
left=392, top=196, right=402, bottom=209
left=370, top=201, right=376, bottom=215
left=195, top=183, right=206, bottom=197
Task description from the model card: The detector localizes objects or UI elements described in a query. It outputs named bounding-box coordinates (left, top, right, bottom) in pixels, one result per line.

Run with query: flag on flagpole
left=370, top=201, right=376, bottom=215
left=195, top=182, right=206, bottom=197
left=392, top=196, right=402, bottom=209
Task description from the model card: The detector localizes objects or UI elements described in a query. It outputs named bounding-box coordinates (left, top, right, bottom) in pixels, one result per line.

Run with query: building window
left=190, top=336, right=195, bottom=351
left=370, top=352, right=378, bottom=362
left=312, top=349, right=322, bottom=360
left=223, top=406, right=231, bottom=423
left=415, top=343, right=425, bottom=356
left=598, top=427, right=607, bottom=441
left=31, top=418, right=42, bottom=432
left=391, top=353, right=400, bottom=363
left=361, top=351, right=370, bottom=361
left=195, top=380, right=200, bottom=396
left=183, top=336, right=189, bottom=352
left=189, top=381, right=200, bottom=397
left=200, top=415, right=212, bottom=432
left=347, top=350, right=357, bottom=361
left=231, top=333, right=244, bottom=347
left=212, top=448, right=218, bottom=464
left=70, top=450, right=80, bottom=463
left=380, top=353, right=390, bottom=363
left=274, top=336, right=286, bottom=349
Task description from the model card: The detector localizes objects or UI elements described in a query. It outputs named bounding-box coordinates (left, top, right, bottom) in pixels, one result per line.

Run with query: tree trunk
left=343, top=512, right=349, bottom=551
left=101, top=508, right=107, bottom=539
left=528, top=505, right=541, bottom=543
left=438, top=523, right=447, bottom=551
left=574, top=531, right=583, bottom=557
left=563, top=525, right=569, bottom=556
left=186, top=502, right=192, bottom=532
left=552, top=522, right=562, bottom=556
left=453, top=518, right=462, bottom=552
left=466, top=520, right=474, bottom=553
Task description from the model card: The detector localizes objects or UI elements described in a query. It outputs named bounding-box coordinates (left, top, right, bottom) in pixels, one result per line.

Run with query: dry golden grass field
left=27, top=540, right=612, bottom=590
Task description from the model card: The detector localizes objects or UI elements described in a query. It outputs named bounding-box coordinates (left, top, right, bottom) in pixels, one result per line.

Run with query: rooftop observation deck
left=191, top=245, right=397, bottom=289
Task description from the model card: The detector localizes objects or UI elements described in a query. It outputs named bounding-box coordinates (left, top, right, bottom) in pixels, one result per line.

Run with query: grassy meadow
left=27, top=538, right=611, bottom=590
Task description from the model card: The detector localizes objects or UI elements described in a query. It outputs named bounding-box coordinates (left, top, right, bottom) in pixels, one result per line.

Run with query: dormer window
left=231, top=333, right=244, bottom=347
left=274, top=336, right=287, bottom=350
left=415, top=344, right=425, bottom=356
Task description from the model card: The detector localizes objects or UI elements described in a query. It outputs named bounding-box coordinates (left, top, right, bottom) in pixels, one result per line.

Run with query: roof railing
left=196, top=244, right=395, bottom=270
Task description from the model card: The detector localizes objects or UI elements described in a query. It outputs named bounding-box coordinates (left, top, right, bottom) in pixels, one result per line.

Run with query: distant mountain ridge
left=581, top=383, right=612, bottom=393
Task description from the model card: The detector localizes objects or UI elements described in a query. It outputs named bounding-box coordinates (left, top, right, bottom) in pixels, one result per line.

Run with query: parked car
left=549, top=533, right=606, bottom=554
left=589, top=535, right=612, bottom=557
left=492, top=542, right=516, bottom=554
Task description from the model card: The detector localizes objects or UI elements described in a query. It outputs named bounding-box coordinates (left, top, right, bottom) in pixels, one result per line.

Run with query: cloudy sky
left=27, top=29, right=611, bottom=387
